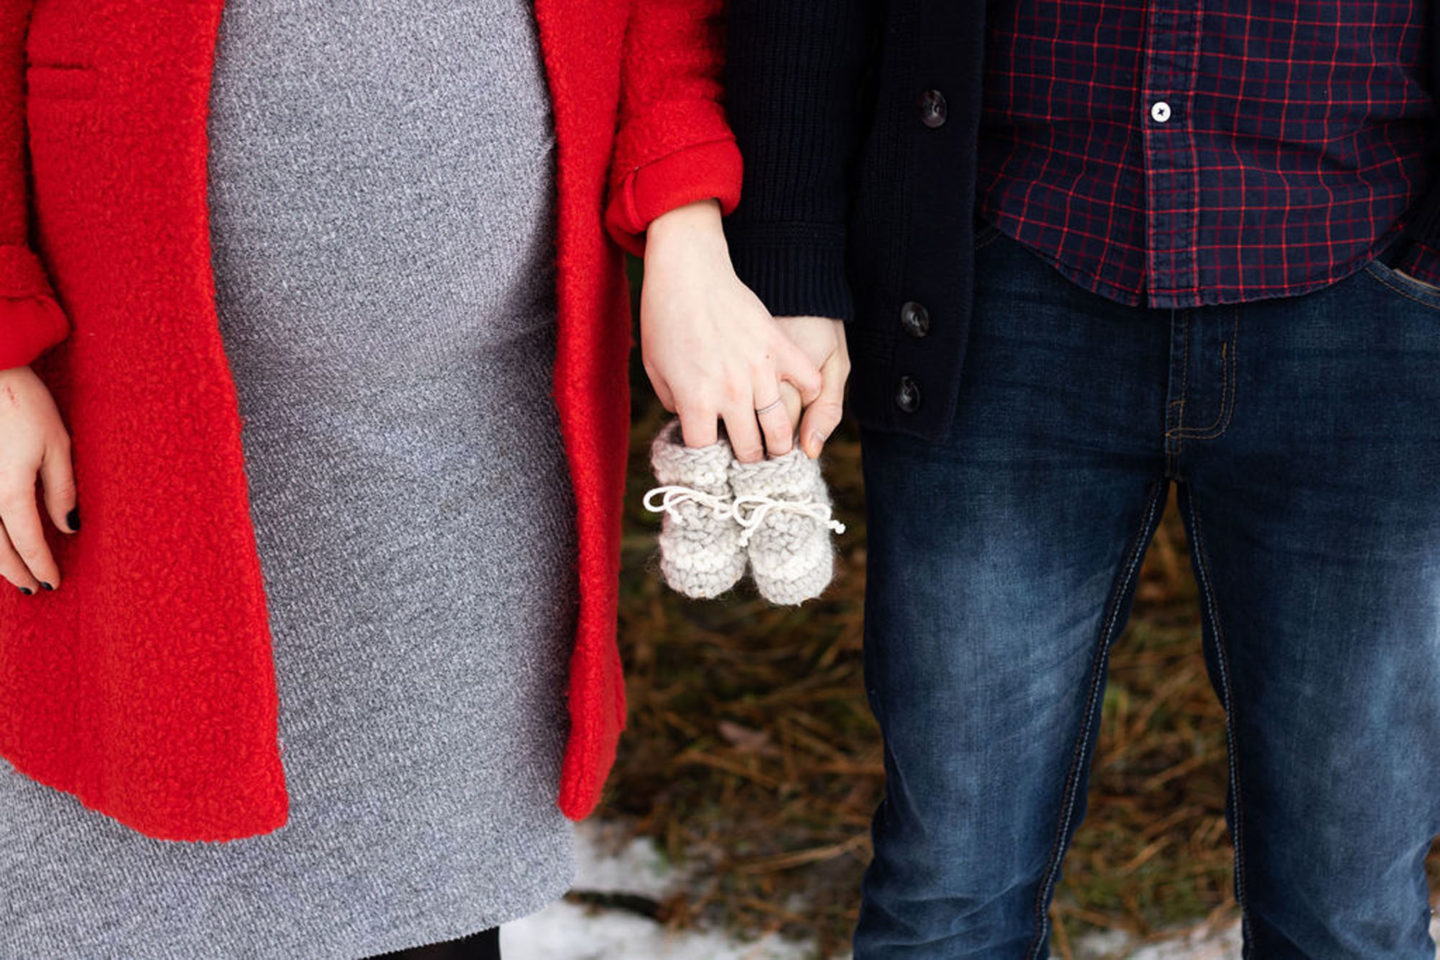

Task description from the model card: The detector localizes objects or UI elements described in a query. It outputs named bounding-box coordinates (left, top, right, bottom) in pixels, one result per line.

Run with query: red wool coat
left=0, top=0, right=741, bottom=841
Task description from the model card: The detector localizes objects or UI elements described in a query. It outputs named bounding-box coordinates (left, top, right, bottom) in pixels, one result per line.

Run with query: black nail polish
left=66, top=506, right=80, bottom=532
left=18, top=586, right=32, bottom=595
left=40, top=581, right=53, bottom=591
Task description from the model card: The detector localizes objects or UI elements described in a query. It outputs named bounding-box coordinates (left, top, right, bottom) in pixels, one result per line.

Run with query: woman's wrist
left=644, top=198, right=728, bottom=265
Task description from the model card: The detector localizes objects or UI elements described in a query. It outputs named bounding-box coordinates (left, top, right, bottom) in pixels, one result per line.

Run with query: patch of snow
left=505, top=823, right=1440, bottom=959
left=568, top=820, right=686, bottom=900
left=1074, top=920, right=1242, bottom=960
left=505, top=822, right=820, bottom=960
left=1074, top=928, right=1140, bottom=958
left=505, top=900, right=822, bottom=960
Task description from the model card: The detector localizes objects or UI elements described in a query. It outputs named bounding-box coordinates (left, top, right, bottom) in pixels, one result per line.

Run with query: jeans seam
left=1170, top=307, right=1239, bottom=440
left=1179, top=310, right=1191, bottom=429
left=1179, top=485, right=1252, bottom=955
left=1025, top=478, right=1170, bottom=959
left=1164, top=311, right=1189, bottom=477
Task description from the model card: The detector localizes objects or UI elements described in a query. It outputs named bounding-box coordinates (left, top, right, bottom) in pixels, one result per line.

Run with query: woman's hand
left=641, top=199, right=823, bottom=462
left=0, top=364, right=78, bottom=592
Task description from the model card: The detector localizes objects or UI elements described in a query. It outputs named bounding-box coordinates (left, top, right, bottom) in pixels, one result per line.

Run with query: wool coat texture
left=0, top=0, right=741, bottom=842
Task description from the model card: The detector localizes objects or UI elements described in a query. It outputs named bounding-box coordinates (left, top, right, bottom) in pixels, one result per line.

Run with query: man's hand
left=773, top=317, right=849, bottom=458
left=641, top=200, right=823, bottom=461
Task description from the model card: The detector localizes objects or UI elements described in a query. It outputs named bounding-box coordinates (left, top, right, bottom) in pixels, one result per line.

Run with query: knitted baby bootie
left=728, top=448, right=844, bottom=605
left=644, top=419, right=748, bottom=599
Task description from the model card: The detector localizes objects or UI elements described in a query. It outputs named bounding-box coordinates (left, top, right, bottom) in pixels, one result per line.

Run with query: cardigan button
left=919, top=89, right=948, bottom=128
left=895, top=375, right=921, bottom=413
left=900, top=300, right=930, bottom=338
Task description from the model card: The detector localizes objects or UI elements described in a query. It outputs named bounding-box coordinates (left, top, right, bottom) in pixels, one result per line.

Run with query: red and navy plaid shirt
left=976, top=0, right=1440, bottom=308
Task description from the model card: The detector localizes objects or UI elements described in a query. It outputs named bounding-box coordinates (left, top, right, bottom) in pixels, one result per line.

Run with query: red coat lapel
left=12, top=0, right=289, bottom=839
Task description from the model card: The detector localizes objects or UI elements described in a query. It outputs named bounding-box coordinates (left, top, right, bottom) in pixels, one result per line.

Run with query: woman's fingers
left=752, top=359, right=795, bottom=457
left=0, top=482, right=58, bottom=590
left=39, top=432, right=78, bottom=535
left=645, top=364, right=678, bottom=413
left=723, top=401, right=766, bottom=463
left=754, top=387, right=794, bottom=457
left=677, top=405, right=719, bottom=448
left=682, top=364, right=815, bottom=460
left=664, top=339, right=817, bottom=461
left=0, top=524, right=39, bottom=593
left=0, top=366, right=72, bottom=591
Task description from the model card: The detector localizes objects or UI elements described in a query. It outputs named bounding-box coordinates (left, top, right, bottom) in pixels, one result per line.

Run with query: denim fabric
left=854, top=223, right=1440, bottom=959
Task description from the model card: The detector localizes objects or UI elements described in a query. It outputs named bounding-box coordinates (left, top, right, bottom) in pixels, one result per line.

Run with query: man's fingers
left=799, top=400, right=844, bottom=459
left=799, top=348, right=850, bottom=459
left=0, top=485, right=59, bottom=589
left=39, top=434, right=78, bottom=535
left=774, top=338, right=823, bottom=407
left=779, top=381, right=804, bottom=432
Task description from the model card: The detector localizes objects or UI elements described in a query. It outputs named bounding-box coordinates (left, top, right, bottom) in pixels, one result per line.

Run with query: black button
left=919, top=89, right=947, bottom=128
left=895, top=376, right=921, bottom=413
left=900, top=301, right=930, bottom=338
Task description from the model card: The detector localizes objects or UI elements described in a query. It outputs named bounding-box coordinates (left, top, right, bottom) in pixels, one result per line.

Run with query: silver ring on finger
left=754, top=396, right=784, bottom=416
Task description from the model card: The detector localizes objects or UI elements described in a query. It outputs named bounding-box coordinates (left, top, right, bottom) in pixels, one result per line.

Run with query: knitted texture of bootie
left=728, top=447, right=840, bottom=605
left=644, top=419, right=748, bottom=599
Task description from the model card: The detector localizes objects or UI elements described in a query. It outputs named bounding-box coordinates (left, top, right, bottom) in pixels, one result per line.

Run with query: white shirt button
left=1150, top=100, right=1172, bottom=123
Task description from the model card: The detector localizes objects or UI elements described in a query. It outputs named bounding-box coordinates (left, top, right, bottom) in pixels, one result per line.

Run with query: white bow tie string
left=642, top=484, right=846, bottom=547
left=642, top=484, right=735, bottom=519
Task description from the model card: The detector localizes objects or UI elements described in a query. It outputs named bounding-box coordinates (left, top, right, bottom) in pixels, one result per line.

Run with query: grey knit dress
left=0, top=1, right=580, bottom=957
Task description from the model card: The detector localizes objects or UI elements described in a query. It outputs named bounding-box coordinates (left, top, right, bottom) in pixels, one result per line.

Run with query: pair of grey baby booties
left=644, top=418, right=845, bottom=605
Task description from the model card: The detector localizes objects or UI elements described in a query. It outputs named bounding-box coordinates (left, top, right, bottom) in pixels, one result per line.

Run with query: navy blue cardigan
left=721, top=0, right=1440, bottom=441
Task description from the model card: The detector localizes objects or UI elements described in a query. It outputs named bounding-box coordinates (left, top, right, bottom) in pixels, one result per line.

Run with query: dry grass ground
left=602, top=361, right=1440, bottom=959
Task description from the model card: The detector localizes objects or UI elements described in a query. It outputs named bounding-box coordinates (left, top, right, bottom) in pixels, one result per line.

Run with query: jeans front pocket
left=1361, top=243, right=1440, bottom=314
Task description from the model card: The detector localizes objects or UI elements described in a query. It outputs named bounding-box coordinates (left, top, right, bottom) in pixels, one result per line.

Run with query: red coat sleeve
left=0, top=0, right=68, bottom=372
left=602, top=0, right=744, bottom=256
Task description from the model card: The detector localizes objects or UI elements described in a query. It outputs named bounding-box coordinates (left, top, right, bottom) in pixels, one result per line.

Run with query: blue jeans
left=854, top=224, right=1440, bottom=959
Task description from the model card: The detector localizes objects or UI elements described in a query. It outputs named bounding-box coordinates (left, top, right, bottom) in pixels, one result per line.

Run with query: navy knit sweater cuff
left=724, top=222, right=855, bottom=322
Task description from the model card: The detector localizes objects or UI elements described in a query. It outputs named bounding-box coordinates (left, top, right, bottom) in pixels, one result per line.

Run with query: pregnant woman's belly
left=206, top=0, right=560, bottom=383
